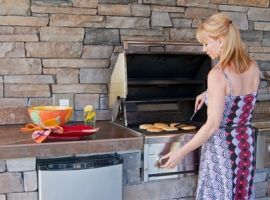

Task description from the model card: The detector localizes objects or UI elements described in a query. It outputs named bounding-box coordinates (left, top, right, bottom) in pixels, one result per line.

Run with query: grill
left=109, top=41, right=212, bottom=181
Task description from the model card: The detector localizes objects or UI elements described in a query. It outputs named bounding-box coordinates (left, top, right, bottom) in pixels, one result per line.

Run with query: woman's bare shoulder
left=208, top=67, right=227, bottom=87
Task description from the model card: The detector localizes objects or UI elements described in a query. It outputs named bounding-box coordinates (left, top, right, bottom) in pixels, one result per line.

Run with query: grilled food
left=153, top=123, right=169, bottom=129
left=139, top=124, right=154, bottom=129
left=147, top=127, right=163, bottom=132
left=162, top=126, right=178, bottom=131
left=178, top=124, right=196, bottom=130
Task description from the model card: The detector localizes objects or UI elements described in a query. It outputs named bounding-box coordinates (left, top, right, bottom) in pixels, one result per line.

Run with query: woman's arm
left=195, top=91, right=207, bottom=112
left=160, top=69, right=226, bottom=168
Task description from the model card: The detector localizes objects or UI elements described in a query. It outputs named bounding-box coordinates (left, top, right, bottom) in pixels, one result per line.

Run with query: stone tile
left=185, top=7, right=218, bottom=19
left=0, top=16, right=48, bottom=26
left=6, top=157, right=36, bottom=172
left=98, top=4, right=131, bottom=16
left=228, top=0, right=269, bottom=7
left=106, top=16, right=150, bottom=29
left=99, top=0, right=134, bottom=4
left=255, top=171, right=267, bottom=183
left=251, top=53, right=270, bottom=61
left=28, top=98, right=53, bottom=106
left=172, top=18, right=192, bottom=28
left=43, top=58, right=110, bottom=68
left=25, top=42, right=82, bottom=58
left=151, top=5, right=185, bottom=13
left=0, top=172, right=24, bottom=193
left=255, top=188, right=267, bottom=198
left=0, top=160, right=6, bottom=172
left=0, top=26, right=14, bottom=34
left=31, top=5, right=96, bottom=15
left=4, top=75, right=54, bottom=84
left=0, top=0, right=30, bottom=16
left=14, top=27, right=40, bottom=35
left=0, top=35, right=38, bottom=42
left=84, top=28, right=120, bottom=45
left=82, top=45, right=113, bottom=59
left=249, top=47, right=270, bottom=53
left=73, top=0, right=99, bottom=8
left=43, top=68, right=79, bottom=75
left=52, top=84, right=107, bottom=94
left=131, top=4, right=151, bottom=17
left=0, top=107, right=30, bottom=125
left=170, top=13, right=185, bottom=18
left=219, top=4, right=249, bottom=12
left=248, top=8, right=270, bottom=21
left=33, top=0, right=72, bottom=6
left=0, top=83, right=2, bottom=98
left=56, top=74, right=79, bottom=84
left=240, top=30, right=263, bottom=42
left=24, top=171, right=37, bottom=191
left=257, top=94, right=270, bottom=101
left=255, top=22, right=270, bottom=31
left=80, top=68, right=112, bottom=84
left=123, top=175, right=197, bottom=200
left=151, top=12, right=172, bottom=27
left=222, top=11, right=248, bottom=30
left=178, top=0, right=210, bottom=7
left=74, top=94, right=99, bottom=110
left=120, top=35, right=167, bottom=42
left=0, top=98, right=28, bottom=107
left=7, top=192, right=38, bottom=200
left=210, top=0, right=227, bottom=3
left=120, top=28, right=163, bottom=36
left=142, top=0, right=176, bottom=6
left=5, top=84, right=51, bottom=98
left=0, top=195, right=5, bottom=200
left=50, top=14, right=104, bottom=27
left=40, top=27, right=84, bottom=42
left=170, top=28, right=197, bottom=42
left=258, top=61, right=270, bottom=71
left=0, top=42, right=25, bottom=58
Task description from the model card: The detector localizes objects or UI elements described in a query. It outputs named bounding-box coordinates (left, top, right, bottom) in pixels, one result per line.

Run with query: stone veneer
left=0, top=0, right=269, bottom=124
left=0, top=152, right=269, bottom=200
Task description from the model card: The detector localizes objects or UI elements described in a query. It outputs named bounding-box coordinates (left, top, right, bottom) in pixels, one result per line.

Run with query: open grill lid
left=109, top=41, right=212, bottom=125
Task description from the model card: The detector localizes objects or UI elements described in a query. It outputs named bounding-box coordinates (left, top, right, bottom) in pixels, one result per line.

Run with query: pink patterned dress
left=196, top=73, right=257, bottom=200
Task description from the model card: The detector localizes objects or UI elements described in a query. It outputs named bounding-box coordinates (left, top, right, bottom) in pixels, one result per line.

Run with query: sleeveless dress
left=196, top=71, right=257, bottom=200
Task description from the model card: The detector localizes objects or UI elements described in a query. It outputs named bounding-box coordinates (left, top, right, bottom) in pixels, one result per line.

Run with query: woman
left=160, top=13, right=260, bottom=200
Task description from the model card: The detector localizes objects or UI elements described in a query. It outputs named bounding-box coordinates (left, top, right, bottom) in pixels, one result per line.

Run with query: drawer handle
left=268, top=144, right=270, bottom=153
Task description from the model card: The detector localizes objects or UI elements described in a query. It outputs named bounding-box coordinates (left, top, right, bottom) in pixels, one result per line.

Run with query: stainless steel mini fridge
left=37, top=153, right=123, bottom=200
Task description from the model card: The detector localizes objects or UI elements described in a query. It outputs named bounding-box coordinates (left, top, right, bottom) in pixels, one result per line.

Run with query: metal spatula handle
left=189, top=110, right=198, bottom=121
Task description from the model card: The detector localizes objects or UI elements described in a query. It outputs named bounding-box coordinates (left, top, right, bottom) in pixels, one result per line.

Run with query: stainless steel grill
left=109, top=41, right=212, bottom=181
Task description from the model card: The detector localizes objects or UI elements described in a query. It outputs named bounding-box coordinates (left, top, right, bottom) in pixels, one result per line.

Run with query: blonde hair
left=196, top=13, right=253, bottom=73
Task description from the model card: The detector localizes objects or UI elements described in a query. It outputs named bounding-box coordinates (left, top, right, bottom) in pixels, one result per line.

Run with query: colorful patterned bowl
left=28, top=106, right=73, bottom=127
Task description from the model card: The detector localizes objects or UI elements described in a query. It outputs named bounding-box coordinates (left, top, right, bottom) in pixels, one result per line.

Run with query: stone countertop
left=0, top=121, right=144, bottom=160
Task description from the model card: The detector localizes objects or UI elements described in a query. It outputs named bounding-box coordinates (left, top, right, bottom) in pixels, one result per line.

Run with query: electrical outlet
left=59, top=99, right=70, bottom=107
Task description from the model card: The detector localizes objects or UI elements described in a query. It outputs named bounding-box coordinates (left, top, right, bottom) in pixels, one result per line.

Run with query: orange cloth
left=21, top=123, right=63, bottom=143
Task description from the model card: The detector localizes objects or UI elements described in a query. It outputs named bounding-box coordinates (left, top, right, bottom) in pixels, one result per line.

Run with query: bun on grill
left=162, top=126, right=178, bottom=131
left=179, top=124, right=196, bottom=130
left=153, top=123, right=169, bottom=129
left=147, top=127, right=163, bottom=132
left=139, top=124, right=154, bottom=129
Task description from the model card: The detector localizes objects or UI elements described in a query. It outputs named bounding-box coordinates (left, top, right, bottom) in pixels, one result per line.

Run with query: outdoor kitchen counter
left=0, top=121, right=144, bottom=159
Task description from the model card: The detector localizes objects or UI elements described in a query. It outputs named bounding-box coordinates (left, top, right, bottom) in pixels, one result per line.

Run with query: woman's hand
left=195, top=91, right=206, bottom=112
left=159, top=148, right=185, bottom=168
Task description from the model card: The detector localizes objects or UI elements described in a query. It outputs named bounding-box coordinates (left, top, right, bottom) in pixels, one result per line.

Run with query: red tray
left=48, top=125, right=100, bottom=140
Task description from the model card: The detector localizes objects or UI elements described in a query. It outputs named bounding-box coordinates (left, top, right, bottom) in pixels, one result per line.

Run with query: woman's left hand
left=159, top=148, right=185, bottom=168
